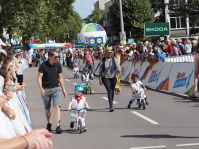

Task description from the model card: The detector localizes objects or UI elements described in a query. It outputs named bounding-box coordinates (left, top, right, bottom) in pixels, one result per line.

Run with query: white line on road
left=131, top=111, right=159, bottom=125
left=73, top=83, right=77, bottom=85
left=65, top=79, right=70, bottom=81
left=130, top=145, right=167, bottom=149
left=176, top=143, right=199, bottom=147
left=102, top=97, right=118, bottom=104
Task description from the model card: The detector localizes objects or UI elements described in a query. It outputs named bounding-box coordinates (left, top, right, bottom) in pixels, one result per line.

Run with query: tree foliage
left=150, top=0, right=165, bottom=22
left=83, top=9, right=105, bottom=26
left=0, top=0, right=82, bottom=44
left=169, top=0, right=199, bottom=34
left=109, top=0, right=155, bottom=40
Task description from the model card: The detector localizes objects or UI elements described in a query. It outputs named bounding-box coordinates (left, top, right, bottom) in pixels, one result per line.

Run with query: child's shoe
left=70, top=121, right=74, bottom=128
left=127, top=100, right=133, bottom=109
left=145, top=100, right=149, bottom=105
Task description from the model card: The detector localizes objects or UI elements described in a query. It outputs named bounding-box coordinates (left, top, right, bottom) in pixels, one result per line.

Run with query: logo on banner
left=148, top=70, right=158, bottom=83
left=121, top=66, right=128, bottom=77
left=173, top=72, right=187, bottom=88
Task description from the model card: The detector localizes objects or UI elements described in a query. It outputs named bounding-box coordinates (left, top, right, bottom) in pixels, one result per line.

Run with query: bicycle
left=133, top=91, right=147, bottom=110
left=82, top=80, right=92, bottom=94
left=74, top=72, right=79, bottom=79
left=70, top=108, right=86, bottom=134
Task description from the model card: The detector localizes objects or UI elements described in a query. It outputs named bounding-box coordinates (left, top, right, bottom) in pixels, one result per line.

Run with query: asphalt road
left=24, top=66, right=199, bottom=149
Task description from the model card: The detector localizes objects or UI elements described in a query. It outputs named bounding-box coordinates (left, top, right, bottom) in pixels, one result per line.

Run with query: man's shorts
left=41, top=87, right=61, bottom=109
left=86, top=63, right=94, bottom=72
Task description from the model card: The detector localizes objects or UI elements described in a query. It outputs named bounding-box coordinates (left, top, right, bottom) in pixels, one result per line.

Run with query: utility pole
left=119, top=0, right=124, bottom=33
left=119, top=0, right=126, bottom=45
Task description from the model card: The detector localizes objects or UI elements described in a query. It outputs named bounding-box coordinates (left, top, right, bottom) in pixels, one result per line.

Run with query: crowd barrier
left=73, top=58, right=195, bottom=96
left=0, top=62, right=31, bottom=139
left=164, top=55, right=194, bottom=63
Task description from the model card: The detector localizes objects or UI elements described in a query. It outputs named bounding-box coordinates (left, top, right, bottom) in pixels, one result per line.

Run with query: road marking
left=65, top=79, right=70, bottom=81
left=131, top=111, right=159, bottom=125
left=102, top=97, right=118, bottom=104
left=176, top=143, right=199, bottom=147
left=73, top=83, right=77, bottom=85
left=130, top=145, right=167, bottom=149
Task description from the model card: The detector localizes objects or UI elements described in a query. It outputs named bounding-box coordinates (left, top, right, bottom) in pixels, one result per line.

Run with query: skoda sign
left=144, top=23, right=170, bottom=36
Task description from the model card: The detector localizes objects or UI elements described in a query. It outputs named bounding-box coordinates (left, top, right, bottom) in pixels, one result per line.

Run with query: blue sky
left=73, top=0, right=96, bottom=19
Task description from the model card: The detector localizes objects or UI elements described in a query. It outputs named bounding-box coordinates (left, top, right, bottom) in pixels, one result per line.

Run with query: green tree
left=169, top=0, right=199, bottom=34
left=109, top=0, right=155, bottom=40
left=83, top=9, right=105, bottom=25
left=0, top=0, right=82, bottom=44
left=150, top=0, right=165, bottom=22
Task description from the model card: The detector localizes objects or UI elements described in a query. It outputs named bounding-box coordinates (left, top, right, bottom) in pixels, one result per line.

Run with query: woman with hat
left=98, top=47, right=121, bottom=112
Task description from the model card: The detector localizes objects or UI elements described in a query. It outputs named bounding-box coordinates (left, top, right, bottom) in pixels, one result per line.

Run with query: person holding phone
left=37, top=49, right=67, bottom=134
left=15, top=54, right=23, bottom=85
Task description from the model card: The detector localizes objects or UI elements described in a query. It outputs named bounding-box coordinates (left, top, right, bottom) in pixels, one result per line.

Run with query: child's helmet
left=74, top=84, right=84, bottom=91
left=132, top=72, right=139, bottom=78
left=74, top=63, right=78, bottom=66
left=83, top=67, right=89, bottom=71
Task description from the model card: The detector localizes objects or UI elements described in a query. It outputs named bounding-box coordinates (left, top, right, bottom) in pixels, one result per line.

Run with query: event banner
left=168, top=63, right=194, bottom=96
left=121, top=61, right=131, bottom=81
left=77, top=58, right=195, bottom=96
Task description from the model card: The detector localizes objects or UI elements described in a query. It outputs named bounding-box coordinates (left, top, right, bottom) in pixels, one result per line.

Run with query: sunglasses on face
left=54, top=56, right=59, bottom=59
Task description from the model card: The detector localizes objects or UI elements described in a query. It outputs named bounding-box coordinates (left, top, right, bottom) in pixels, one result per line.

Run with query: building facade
left=94, top=0, right=111, bottom=10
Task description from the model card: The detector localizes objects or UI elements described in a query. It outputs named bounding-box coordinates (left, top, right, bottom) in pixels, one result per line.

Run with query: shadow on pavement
left=120, top=134, right=199, bottom=139
left=63, top=129, right=80, bottom=134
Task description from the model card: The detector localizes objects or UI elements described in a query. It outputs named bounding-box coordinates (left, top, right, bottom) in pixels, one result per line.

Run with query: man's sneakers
left=70, top=121, right=74, bottom=128
left=56, top=126, right=63, bottom=134
left=46, top=123, right=52, bottom=132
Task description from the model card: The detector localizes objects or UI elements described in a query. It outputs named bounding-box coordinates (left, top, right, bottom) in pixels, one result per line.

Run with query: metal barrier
left=164, top=55, right=194, bottom=63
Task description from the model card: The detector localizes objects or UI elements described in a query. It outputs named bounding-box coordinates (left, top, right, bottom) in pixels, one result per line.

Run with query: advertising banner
left=168, top=63, right=194, bottom=95
left=121, top=61, right=131, bottom=81
left=129, top=62, right=144, bottom=83
left=144, top=22, right=170, bottom=36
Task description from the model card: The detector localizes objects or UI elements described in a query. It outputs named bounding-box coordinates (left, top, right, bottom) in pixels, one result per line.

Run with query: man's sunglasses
left=54, top=56, right=60, bottom=59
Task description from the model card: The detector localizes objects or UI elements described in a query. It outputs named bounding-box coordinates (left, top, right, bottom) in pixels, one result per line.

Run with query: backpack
left=102, top=57, right=117, bottom=73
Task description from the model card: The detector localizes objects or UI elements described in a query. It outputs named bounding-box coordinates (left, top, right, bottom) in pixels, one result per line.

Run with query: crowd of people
left=0, top=40, right=53, bottom=149
left=30, top=49, right=73, bottom=68
left=73, top=37, right=199, bottom=66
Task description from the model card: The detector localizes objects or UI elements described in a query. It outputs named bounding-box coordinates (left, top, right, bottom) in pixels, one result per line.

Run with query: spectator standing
left=37, top=49, right=67, bottom=134
left=192, top=40, right=198, bottom=54
left=176, top=38, right=185, bottom=55
left=31, top=51, right=36, bottom=67
left=153, top=49, right=165, bottom=62
left=170, top=43, right=179, bottom=56
left=165, top=40, right=172, bottom=54
left=185, top=40, right=192, bottom=55
left=114, top=48, right=121, bottom=94
left=98, top=47, right=104, bottom=60
left=83, top=49, right=95, bottom=78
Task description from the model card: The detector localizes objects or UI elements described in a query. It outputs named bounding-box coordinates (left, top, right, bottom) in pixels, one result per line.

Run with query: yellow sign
left=97, top=38, right=102, bottom=43
left=90, top=39, right=95, bottom=44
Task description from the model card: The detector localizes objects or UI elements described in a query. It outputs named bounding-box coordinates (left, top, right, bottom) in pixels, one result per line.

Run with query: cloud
left=73, top=0, right=96, bottom=19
